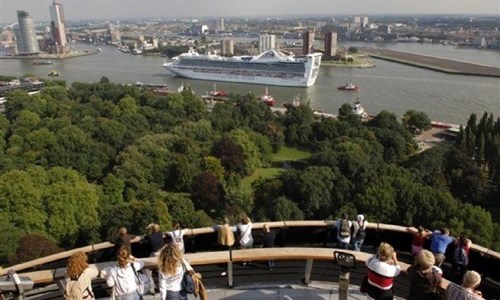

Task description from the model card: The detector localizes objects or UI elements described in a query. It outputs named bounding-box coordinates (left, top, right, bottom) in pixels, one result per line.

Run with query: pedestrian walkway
left=138, top=281, right=405, bottom=300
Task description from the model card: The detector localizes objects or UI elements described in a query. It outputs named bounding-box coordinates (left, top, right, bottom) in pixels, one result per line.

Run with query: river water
left=0, top=42, right=498, bottom=125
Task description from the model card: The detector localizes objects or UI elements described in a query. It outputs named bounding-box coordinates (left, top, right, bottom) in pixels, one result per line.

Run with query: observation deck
left=1, top=221, right=499, bottom=299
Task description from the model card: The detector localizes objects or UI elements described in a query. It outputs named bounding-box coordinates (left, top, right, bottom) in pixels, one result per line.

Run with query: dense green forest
left=0, top=77, right=499, bottom=265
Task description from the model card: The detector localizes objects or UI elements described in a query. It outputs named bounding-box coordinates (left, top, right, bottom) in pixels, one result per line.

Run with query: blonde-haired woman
left=158, top=243, right=193, bottom=300
left=106, top=246, right=144, bottom=300
left=66, top=252, right=99, bottom=300
left=364, top=242, right=401, bottom=300
left=234, top=215, right=253, bottom=249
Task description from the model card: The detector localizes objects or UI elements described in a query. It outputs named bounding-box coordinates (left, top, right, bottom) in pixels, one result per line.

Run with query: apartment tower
left=259, top=34, right=276, bottom=53
left=325, top=31, right=337, bottom=57
left=221, top=39, right=234, bottom=56
left=303, top=29, right=315, bottom=55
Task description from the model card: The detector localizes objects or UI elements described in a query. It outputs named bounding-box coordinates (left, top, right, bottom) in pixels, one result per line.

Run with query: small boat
left=283, top=94, right=301, bottom=109
left=258, top=87, right=275, bottom=106
left=48, top=70, right=60, bottom=77
left=31, top=60, right=53, bottom=65
left=338, top=82, right=359, bottom=92
left=209, top=83, right=227, bottom=97
left=352, top=99, right=368, bottom=119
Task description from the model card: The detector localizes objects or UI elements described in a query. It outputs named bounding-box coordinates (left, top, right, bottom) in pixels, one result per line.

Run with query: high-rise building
left=14, top=10, right=40, bottom=55
left=259, top=34, right=276, bottom=53
left=216, top=18, right=225, bottom=32
left=362, top=16, right=369, bottom=28
left=303, top=29, right=315, bottom=55
left=49, top=0, right=67, bottom=48
left=324, top=31, right=337, bottom=57
left=221, top=39, right=234, bottom=56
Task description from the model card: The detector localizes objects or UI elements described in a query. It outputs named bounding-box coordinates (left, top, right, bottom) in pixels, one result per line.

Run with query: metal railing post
left=304, top=259, right=313, bottom=284
left=228, top=247, right=233, bottom=287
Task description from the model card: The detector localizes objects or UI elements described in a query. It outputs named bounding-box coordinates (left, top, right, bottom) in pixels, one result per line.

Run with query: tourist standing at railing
left=114, top=227, right=141, bottom=257
left=145, top=223, right=166, bottom=257
left=234, top=215, right=253, bottom=249
left=167, top=222, right=187, bottom=253
left=261, top=223, right=276, bottom=270
left=407, top=249, right=443, bottom=300
left=214, top=217, right=235, bottom=276
left=105, top=246, right=145, bottom=300
left=334, top=213, right=352, bottom=249
left=158, top=242, right=192, bottom=300
left=65, top=252, right=100, bottom=300
left=364, top=242, right=401, bottom=300
left=407, top=226, right=432, bottom=256
left=450, top=235, right=472, bottom=284
left=430, top=227, right=455, bottom=267
left=445, top=270, right=485, bottom=300
left=352, top=214, right=367, bottom=251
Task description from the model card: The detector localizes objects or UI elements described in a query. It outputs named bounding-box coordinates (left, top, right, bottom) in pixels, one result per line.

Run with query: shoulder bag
left=131, top=262, right=150, bottom=295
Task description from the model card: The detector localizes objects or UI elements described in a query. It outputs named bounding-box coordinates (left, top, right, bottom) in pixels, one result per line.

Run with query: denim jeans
left=116, top=291, right=141, bottom=300
left=338, top=240, right=349, bottom=250
left=165, top=290, right=188, bottom=300
left=353, top=238, right=364, bottom=251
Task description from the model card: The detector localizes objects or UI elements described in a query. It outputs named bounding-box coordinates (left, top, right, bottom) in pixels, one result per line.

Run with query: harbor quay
left=361, top=48, right=500, bottom=78
left=0, top=50, right=99, bottom=60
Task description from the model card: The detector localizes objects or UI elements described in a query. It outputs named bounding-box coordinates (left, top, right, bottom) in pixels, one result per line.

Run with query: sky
left=1, top=0, right=499, bottom=24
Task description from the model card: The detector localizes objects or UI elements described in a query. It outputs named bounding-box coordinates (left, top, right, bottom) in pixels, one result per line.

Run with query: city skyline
left=1, top=0, right=499, bottom=24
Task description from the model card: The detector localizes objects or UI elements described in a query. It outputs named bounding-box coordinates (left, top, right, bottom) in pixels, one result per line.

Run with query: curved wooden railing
left=1, top=221, right=499, bottom=276
left=18, top=247, right=409, bottom=284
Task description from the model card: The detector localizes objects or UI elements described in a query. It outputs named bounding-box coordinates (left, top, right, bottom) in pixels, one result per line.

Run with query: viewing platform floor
left=133, top=282, right=404, bottom=300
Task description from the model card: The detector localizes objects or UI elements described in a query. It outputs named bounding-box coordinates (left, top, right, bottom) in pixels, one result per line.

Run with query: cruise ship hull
left=164, top=64, right=316, bottom=87
left=163, top=49, right=322, bottom=88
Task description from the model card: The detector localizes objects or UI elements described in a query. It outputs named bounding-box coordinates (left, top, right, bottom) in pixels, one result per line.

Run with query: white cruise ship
left=163, top=48, right=322, bottom=87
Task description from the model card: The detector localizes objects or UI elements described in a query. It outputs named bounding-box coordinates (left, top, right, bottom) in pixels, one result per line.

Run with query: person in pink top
left=407, top=226, right=432, bottom=256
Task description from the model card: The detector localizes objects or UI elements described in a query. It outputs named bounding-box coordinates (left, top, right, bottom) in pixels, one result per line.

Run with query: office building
left=221, top=39, right=234, bottom=56
left=324, top=31, right=337, bottom=57
left=303, top=29, right=315, bottom=55
left=259, top=34, right=276, bottom=53
left=14, top=10, right=40, bottom=55
left=216, top=18, right=225, bottom=32
left=49, top=0, right=67, bottom=49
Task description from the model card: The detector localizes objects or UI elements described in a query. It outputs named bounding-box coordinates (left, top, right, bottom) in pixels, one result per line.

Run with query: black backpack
left=356, top=221, right=366, bottom=239
left=340, top=220, right=351, bottom=238
left=454, top=246, right=469, bottom=266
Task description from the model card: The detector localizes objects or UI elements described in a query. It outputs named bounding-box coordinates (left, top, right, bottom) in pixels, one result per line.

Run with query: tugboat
left=338, top=82, right=359, bottom=92
left=48, top=70, right=60, bottom=77
left=283, top=94, right=301, bottom=109
left=258, top=87, right=275, bottom=106
left=31, top=60, right=53, bottom=65
left=209, top=83, right=227, bottom=97
left=352, top=98, right=368, bottom=119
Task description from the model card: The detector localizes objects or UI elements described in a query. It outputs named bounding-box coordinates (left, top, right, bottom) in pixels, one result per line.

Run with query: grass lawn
left=242, top=147, right=311, bottom=188
left=242, top=167, right=283, bottom=188
left=272, top=146, right=311, bottom=162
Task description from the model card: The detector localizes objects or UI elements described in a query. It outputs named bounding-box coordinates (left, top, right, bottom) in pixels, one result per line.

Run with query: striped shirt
left=365, top=256, right=401, bottom=290
left=445, top=282, right=483, bottom=300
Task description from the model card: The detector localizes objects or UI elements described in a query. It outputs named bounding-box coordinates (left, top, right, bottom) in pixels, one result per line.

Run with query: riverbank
left=322, top=53, right=376, bottom=68
left=361, top=48, right=500, bottom=78
left=0, top=50, right=98, bottom=60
